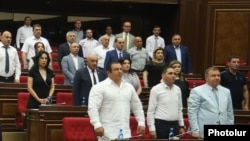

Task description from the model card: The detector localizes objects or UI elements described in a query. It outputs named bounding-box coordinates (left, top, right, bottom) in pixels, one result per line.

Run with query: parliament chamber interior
left=1, top=0, right=250, bottom=141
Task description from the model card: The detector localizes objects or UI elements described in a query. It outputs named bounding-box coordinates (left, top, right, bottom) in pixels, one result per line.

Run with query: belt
left=0, top=75, right=14, bottom=80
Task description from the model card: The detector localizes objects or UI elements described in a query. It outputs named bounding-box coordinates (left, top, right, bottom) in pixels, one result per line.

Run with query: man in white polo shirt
left=21, top=24, right=52, bottom=69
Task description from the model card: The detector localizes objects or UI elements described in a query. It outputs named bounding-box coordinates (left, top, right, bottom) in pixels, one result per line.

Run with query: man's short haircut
left=106, top=62, right=120, bottom=73
left=227, top=55, right=240, bottom=62
left=24, top=16, right=31, bottom=20
left=162, top=66, right=172, bottom=74
left=204, top=66, right=220, bottom=77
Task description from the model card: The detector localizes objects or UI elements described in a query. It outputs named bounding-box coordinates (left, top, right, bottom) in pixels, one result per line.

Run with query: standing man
left=115, top=21, right=135, bottom=51
left=98, top=25, right=116, bottom=48
left=58, top=31, right=83, bottom=67
left=21, top=24, right=52, bottom=69
left=92, top=35, right=114, bottom=70
left=16, top=16, right=33, bottom=49
left=128, top=36, right=149, bottom=72
left=72, top=19, right=84, bottom=43
left=188, top=67, right=234, bottom=139
left=72, top=54, right=106, bottom=106
left=88, top=62, right=145, bottom=141
left=147, top=67, right=184, bottom=139
left=0, top=31, right=21, bottom=83
left=61, top=42, right=85, bottom=85
left=104, top=37, right=130, bottom=70
left=221, top=56, right=249, bottom=110
left=79, top=29, right=99, bottom=59
left=146, top=25, right=165, bottom=60
left=164, top=34, right=192, bottom=74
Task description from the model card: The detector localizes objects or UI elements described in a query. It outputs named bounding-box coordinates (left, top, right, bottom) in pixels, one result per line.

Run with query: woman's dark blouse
left=174, top=79, right=190, bottom=108
left=144, top=60, right=165, bottom=87
left=27, top=68, right=54, bottom=109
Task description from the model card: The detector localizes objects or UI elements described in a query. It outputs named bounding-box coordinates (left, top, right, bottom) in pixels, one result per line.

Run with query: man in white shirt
left=88, top=62, right=145, bottom=141
left=72, top=19, right=84, bottom=43
left=21, top=24, right=52, bottom=69
left=98, top=25, right=115, bottom=48
left=147, top=66, right=185, bottom=139
left=16, top=16, right=33, bottom=49
left=146, top=25, right=165, bottom=59
left=0, top=31, right=21, bottom=83
left=79, top=29, right=99, bottom=59
left=92, top=35, right=114, bottom=69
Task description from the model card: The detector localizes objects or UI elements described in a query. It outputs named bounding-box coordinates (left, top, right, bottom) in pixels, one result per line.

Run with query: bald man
left=72, top=54, right=107, bottom=105
left=0, top=31, right=21, bottom=83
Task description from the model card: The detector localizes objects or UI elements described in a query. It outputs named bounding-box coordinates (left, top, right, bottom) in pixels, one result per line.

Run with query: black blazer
left=72, top=67, right=107, bottom=105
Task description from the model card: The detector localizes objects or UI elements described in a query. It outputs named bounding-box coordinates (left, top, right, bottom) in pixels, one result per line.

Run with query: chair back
left=187, top=79, right=206, bottom=89
left=54, top=74, right=65, bottom=84
left=181, top=118, right=193, bottom=139
left=56, top=92, right=73, bottom=105
left=63, top=117, right=96, bottom=141
left=16, top=92, right=30, bottom=129
left=20, top=75, right=28, bottom=83
left=130, top=116, right=150, bottom=139
left=52, top=62, right=61, bottom=70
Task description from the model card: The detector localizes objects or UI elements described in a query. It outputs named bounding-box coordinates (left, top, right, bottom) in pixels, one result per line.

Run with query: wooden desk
left=0, top=83, right=72, bottom=131
left=111, top=139, right=203, bottom=141
left=27, top=105, right=87, bottom=141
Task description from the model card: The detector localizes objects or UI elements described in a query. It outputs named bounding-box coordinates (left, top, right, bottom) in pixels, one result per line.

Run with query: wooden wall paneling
left=205, top=0, right=250, bottom=68
left=179, top=0, right=206, bottom=74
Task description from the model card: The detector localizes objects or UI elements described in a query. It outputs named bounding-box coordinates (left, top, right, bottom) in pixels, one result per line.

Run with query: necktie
left=212, top=88, right=219, bottom=107
left=119, top=52, right=122, bottom=59
left=155, top=37, right=158, bottom=48
left=125, top=33, right=128, bottom=50
left=92, top=70, right=97, bottom=85
left=212, top=88, right=220, bottom=125
left=5, top=46, right=9, bottom=73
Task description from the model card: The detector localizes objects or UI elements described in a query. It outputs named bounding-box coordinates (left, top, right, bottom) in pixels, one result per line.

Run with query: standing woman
left=28, top=42, right=45, bottom=70
left=169, top=60, right=190, bottom=108
left=143, top=47, right=165, bottom=87
left=27, top=51, right=55, bottom=109
left=118, top=58, right=142, bottom=95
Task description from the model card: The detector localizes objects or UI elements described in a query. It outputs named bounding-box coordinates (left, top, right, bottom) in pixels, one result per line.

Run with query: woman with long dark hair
left=27, top=51, right=55, bottom=109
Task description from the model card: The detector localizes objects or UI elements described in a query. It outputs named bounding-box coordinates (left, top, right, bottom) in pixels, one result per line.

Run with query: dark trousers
left=20, top=43, right=24, bottom=49
left=155, top=119, right=179, bottom=139
left=0, top=75, right=14, bottom=83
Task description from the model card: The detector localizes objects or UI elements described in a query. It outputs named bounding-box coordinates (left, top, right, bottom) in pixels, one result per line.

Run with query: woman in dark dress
left=169, top=60, right=190, bottom=108
left=143, top=47, right=165, bottom=87
left=27, top=51, right=55, bottom=109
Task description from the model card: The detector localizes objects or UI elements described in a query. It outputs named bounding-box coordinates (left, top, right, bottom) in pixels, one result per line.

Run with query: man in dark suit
left=58, top=31, right=83, bottom=67
left=164, top=34, right=192, bottom=74
left=72, top=54, right=107, bottom=106
left=104, top=37, right=130, bottom=69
